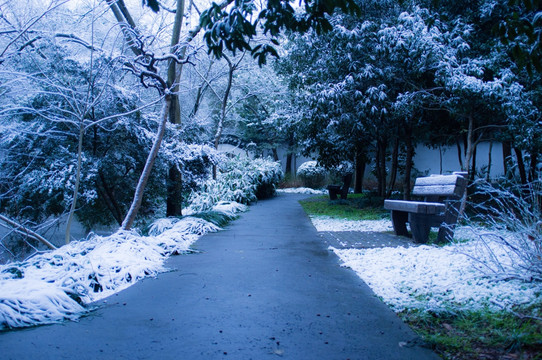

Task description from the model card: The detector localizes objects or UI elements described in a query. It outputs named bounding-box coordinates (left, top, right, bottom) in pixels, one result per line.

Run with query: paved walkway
left=0, top=194, right=438, bottom=360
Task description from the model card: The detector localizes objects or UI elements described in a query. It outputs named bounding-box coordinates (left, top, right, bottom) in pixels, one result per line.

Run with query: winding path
left=1, top=193, right=438, bottom=359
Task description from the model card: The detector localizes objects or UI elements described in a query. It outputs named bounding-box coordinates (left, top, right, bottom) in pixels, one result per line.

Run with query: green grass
left=299, top=194, right=388, bottom=221
left=402, top=308, right=542, bottom=359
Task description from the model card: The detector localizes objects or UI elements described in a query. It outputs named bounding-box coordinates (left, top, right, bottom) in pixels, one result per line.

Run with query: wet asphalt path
left=0, top=193, right=438, bottom=360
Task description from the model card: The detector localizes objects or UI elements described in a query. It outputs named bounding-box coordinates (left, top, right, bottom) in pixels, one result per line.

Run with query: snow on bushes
left=296, top=161, right=327, bottom=189
left=0, top=157, right=280, bottom=330
left=0, top=216, right=221, bottom=330
left=188, top=157, right=282, bottom=212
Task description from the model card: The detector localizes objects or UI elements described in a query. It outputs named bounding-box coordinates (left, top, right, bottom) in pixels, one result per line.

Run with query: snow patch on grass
left=0, top=216, right=221, bottom=330
left=311, top=216, right=393, bottom=232
left=331, top=228, right=541, bottom=313
left=277, top=187, right=327, bottom=195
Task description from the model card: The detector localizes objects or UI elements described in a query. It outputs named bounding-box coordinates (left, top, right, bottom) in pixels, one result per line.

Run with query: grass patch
left=402, top=308, right=542, bottom=360
left=299, top=193, right=387, bottom=221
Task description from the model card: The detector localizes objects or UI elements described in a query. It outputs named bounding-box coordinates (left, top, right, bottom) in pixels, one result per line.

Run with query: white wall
left=219, top=141, right=507, bottom=179
left=413, top=142, right=504, bottom=177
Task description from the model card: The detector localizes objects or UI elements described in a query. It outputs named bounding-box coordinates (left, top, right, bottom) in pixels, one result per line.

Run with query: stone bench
left=384, top=173, right=467, bottom=243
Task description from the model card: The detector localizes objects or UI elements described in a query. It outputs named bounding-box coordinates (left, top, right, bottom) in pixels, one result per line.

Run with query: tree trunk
left=404, top=126, right=414, bottom=201
left=456, top=137, right=464, bottom=171
left=529, top=150, right=538, bottom=182
left=165, top=0, right=186, bottom=216
left=502, top=141, right=512, bottom=178
left=65, top=123, right=84, bottom=244
left=271, top=148, right=279, bottom=161
left=486, top=140, right=493, bottom=181
left=122, top=96, right=171, bottom=231
left=0, top=215, right=56, bottom=250
left=285, top=153, right=293, bottom=177
left=213, top=55, right=234, bottom=179
left=189, top=61, right=214, bottom=119
left=285, top=135, right=295, bottom=177
left=514, top=147, right=527, bottom=185
left=459, top=115, right=476, bottom=218
left=464, top=115, right=475, bottom=179
left=98, top=171, right=123, bottom=226
left=354, top=157, right=365, bottom=194
left=387, top=137, right=399, bottom=198
left=354, top=148, right=365, bottom=194
left=470, top=142, right=477, bottom=181
left=376, top=139, right=387, bottom=197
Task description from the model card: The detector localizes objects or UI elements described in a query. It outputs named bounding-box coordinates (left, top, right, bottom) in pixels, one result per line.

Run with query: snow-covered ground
left=276, top=187, right=327, bottom=195
left=312, top=216, right=541, bottom=313
left=0, top=202, right=246, bottom=330
left=311, top=216, right=393, bottom=232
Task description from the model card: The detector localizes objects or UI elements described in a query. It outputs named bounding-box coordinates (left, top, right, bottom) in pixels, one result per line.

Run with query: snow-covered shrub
left=465, top=178, right=542, bottom=282
left=296, top=161, right=327, bottom=189
left=0, top=215, right=220, bottom=330
left=328, top=161, right=354, bottom=184
left=188, top=157, right=283, bottom=212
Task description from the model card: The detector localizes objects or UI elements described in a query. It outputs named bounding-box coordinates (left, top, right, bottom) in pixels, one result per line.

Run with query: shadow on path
left=0, top=193, right=438, bottom=360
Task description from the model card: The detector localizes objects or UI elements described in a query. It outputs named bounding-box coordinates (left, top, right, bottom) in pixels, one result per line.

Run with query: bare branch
left=0, top=214, right=56, bottom=250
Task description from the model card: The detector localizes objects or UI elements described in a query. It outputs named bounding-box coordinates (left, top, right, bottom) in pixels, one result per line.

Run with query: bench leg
left=409, top=213, right=431, bottom=243
left=390, top=210, right=409, bottom=237
left=437, top=201, right=461, bottom=242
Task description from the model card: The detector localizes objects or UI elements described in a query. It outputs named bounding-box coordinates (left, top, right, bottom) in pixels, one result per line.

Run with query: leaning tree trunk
left=213, top=55, right=234, bottom=179
left=122, top=96, right=171, bottom=231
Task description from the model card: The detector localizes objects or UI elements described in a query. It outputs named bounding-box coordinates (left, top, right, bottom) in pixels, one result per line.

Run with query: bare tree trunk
left=486, top=140, right=493, bottom=181
left=271, top=148, right=279, bottom=161
left=166, top=0, right=186, bottom=217
left=285, top=153, right=293, bottom=176
left=355, top=161, right=366, bottom=194
left=456, top=137, right=464, bottom=171
left=387, top=137, right=399, bottom=198
left=404, top=126, right=414, bottom=200
left=376, top=139, right=387, bottom=197
left=122, top=96, right=171, bottom=230
left=189, top=61, right=214, bottom=119
left=514, top=147, right=527, bottom=185
left=459, top=115, right=477, bottom=217
left=354, top=148, right=365, bottom=194
left=213, top=55, right=234, bottom=179
left=529, top=150, right=538, bottom=182
left=464, top=115, right=475, bottom=178
left=470, top=143, right=477, bottom=181
left=503, top=141, right=512, bottom=178
left=97, top=172, right=123, bottom=226
left=65, top=120, right=84, bottom=244
left=0, top=214, right=56, bottom=250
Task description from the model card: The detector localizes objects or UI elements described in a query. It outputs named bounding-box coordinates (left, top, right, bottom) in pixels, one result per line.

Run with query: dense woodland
left=0, top=0, right=540, bottom=242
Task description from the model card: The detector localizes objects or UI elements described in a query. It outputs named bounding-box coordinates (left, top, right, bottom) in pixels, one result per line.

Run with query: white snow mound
left=0, top=216, right=220, bottom=330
